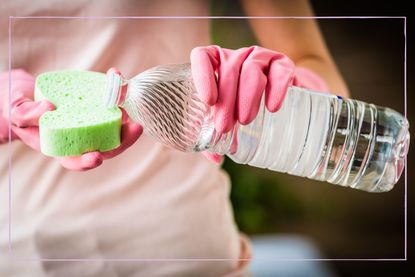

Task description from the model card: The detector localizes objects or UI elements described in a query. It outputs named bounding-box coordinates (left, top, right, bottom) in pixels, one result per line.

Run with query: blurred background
left=211, top=0, right=413, bottom=276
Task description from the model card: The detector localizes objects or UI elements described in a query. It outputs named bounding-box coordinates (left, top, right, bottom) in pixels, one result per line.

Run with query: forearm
left=241, top=0, right=350, bottom=98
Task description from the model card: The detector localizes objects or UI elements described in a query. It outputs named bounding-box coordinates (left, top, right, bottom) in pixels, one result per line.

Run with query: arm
left=241, top=0, right=350, bottom=98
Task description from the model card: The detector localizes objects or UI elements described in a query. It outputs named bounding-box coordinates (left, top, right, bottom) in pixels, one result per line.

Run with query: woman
left=0, top=0, right=348, bottom=276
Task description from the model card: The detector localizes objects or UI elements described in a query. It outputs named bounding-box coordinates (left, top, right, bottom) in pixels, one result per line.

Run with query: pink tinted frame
left=7, top=15, right=407, bottom=262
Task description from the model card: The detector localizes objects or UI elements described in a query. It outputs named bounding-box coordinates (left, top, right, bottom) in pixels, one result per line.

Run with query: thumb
left=10, top=99, right=55, bottom=127
left=11, top=125, right=41, bottom=151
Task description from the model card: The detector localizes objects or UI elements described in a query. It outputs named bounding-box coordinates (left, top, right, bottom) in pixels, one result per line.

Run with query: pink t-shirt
left=0, top=0, right=251, bottom=276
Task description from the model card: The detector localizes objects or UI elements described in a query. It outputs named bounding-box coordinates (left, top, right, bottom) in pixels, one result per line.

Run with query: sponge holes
left=63, top=137, right=75, bottom=145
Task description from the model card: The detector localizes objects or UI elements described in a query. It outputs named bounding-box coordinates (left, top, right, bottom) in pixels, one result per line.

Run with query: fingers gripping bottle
left=104, top=64, right=410, bottom=193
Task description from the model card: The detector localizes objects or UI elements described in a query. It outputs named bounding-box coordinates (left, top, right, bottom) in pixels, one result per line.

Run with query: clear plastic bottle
left=104, top=63, right=410, bottom=192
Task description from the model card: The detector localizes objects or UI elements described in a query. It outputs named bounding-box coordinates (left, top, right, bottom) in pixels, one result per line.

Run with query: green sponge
left=35, top=70, right=122, bottom=157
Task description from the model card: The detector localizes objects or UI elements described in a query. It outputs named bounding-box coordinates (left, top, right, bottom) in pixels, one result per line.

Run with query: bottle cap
left=104, top=67, right=125, bottom=107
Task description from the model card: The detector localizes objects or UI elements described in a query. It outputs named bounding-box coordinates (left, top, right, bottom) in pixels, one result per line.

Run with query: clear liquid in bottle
left=105, top=63, right=410, bottom=192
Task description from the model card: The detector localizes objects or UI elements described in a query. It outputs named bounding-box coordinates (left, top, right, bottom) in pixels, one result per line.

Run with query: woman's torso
left=0, top=1, right=249, bottom=276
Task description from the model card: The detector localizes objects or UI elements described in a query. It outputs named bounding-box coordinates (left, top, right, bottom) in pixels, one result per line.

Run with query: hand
left=190, top=45, right=328, bottom=163
left=0, top=69, right=143, bottom=171
left=57, top=109, right=143, bottom=171
left=0, top=69, right=55, bottom=147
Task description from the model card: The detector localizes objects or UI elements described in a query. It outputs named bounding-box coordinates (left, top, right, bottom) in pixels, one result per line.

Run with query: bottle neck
left=104, top=68, right=128, bottom=107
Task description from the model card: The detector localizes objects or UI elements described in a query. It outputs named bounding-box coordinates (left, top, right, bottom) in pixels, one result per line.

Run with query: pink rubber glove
left=190, top=45, right=328, bottom=163
left=0, top=69, right=143, bottom=171
left=0, top=69, right=55, bottom=147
